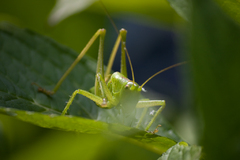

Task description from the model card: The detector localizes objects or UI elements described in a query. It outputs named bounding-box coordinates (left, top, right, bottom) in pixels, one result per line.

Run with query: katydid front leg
left=62, top=72, right=122, bottom=115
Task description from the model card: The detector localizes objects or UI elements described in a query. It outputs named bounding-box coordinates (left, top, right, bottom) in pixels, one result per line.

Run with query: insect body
left=35, top=27, right=185, bottom=131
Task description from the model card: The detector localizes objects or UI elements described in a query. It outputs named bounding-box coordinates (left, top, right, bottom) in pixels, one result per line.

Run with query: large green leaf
left=0, top=23, right=98, bottom=118
left=0, top=107, right=178, bottom=155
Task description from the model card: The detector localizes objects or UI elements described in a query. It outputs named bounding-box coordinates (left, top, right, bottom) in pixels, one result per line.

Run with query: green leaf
left=0, top=107, right=107, bottom=134
left=0, top=107, right=177, bottom=155
left=0, top=22, right=98, bottom=119
left=158, top=143, right=202, bottom=160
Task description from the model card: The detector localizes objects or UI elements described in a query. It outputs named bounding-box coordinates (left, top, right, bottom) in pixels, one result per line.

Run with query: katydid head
left=119, top=81, right=142, bottom=116
left=109, top=72, right=141, bottom=116
left=121, top=81, right=141, bottom=105
left=110, top=72, right=141, bottom=93
left=124, top=81, right=142, bottom=92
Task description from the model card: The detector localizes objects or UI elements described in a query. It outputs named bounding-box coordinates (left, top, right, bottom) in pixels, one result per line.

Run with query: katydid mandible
left=34, top=27, right=186, bottom=131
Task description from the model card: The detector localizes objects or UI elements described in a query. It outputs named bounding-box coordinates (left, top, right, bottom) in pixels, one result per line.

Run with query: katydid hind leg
left=94, top=29, right=106, bottom=97
left=135, top=100, right=166, bottom=131
left=33, top=29, right=106, bottom=96
left=104, top=33, right=121, bottom=78
left=103, top=28, right=128, bottom=78
left=120, top=29, right=128, bottom=77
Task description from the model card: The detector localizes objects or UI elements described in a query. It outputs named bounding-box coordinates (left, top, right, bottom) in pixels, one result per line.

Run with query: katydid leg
left=54, top=29, right=106, bottom=94
left=105, top=29, right=128, bottom=80
left=135, top=100, right=165, bottom=131
left=34, top=29, right=106, bottom=95
left=62, top=71, right=121, bottom=115
left=96, top=73, right=118, bottom=106
left=104, top=34, right=121, bottom=78
left=94, top=29, right=106, bottom=97
left=120, top=29, right=128, bottom=77
left=62, top=88, right=114, bottom=115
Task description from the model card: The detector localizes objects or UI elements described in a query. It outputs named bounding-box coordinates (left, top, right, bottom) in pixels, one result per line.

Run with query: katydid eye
left=125, top=85, right=129, bottom=89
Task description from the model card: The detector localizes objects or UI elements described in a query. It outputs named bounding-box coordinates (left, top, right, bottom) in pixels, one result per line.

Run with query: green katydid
left=33, top=2, right=186, bottom=132
left=34, top=27, right=185, bottom=131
